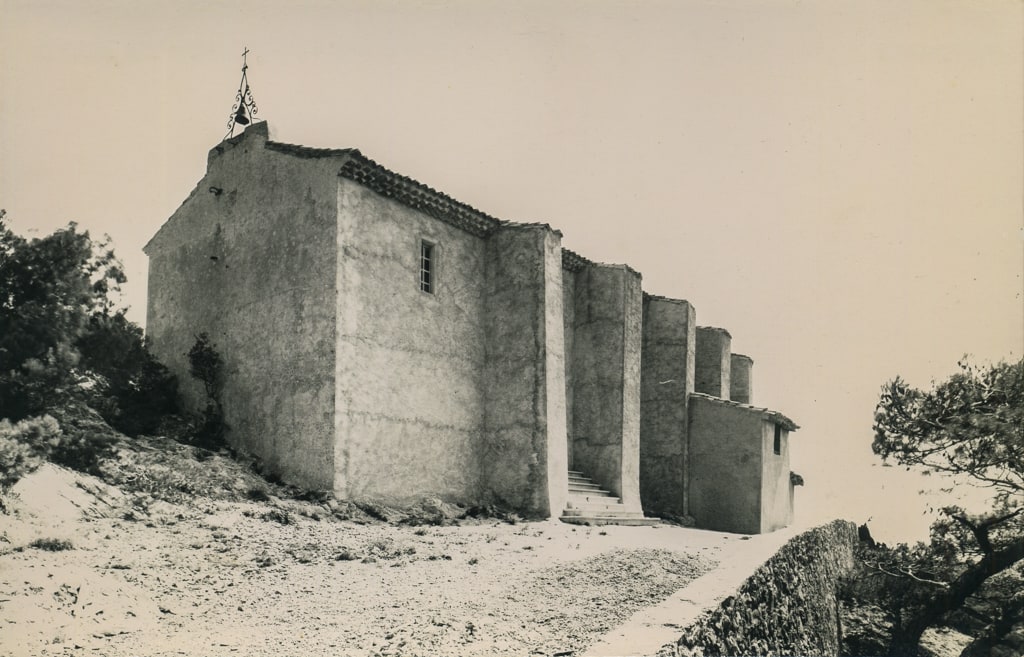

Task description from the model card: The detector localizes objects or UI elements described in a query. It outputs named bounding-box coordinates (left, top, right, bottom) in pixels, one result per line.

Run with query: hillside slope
left=1, top=437, right=725, bottom=657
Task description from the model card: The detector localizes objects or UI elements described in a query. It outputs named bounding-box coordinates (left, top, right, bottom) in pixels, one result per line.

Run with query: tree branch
left=977, top=507, right=1023, bottom=530
left=952, top=513, right=994, bottom=555
left=861, top=559, right=950, bottom=588
left=888, top=535, right=1024, bottom=655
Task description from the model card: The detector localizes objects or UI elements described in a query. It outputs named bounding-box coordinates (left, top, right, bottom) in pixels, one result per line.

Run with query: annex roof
left=689, top=392, right=800, bottom=432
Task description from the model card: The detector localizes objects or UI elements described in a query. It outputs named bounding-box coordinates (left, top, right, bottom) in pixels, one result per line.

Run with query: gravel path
left=1, top=466, right=724, bottom=657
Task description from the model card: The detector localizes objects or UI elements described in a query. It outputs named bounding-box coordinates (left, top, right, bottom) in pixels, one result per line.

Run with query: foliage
left=874, top=358, right=1023, bottom=504
left=0, top=212, right=125, bottom=419
left=186, top=333, right=226, bottom=450
left=45, top=401, right=120, bottom=476
left=187, top=332, right=223, bottom=402
left=0, top=415, right=61, bottom=492
left=861, top=358, right=1024, bottom=656
left=0, top=407, right=118, bottom=509
left=77, top=312, right=179, bottom=436
left=0, top=213, right=179, bottom=443
left=28, top=537, right=73, bottom=551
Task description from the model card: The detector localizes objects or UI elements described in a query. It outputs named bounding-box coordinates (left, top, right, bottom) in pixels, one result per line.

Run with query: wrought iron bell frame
left=225, top=47, right=259, bottom=139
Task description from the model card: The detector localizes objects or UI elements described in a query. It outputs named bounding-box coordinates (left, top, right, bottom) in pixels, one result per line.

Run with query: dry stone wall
left=671, top=520, right=858, bottom=657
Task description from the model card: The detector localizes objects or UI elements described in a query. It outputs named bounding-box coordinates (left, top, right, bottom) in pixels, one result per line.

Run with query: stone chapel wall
left=695, top=327, right=731, bottom=398
left=568, top=264, right=643, bottom=512
left=562, top=269, right=577, bottom=470
left=145, top=123, right=339, bottom=489
left=760, top=421, right=794, bottom=532
left=334, top=177, right=489, bottom=505
left=730, top=354, right=753, bottom=404
left=481, top=225, right=568, bottom=516
left=688, top=394, right=765, bottom=533
left=146, top=122, right=800, bottom=527
left=639, top=295, right=696, bottom=518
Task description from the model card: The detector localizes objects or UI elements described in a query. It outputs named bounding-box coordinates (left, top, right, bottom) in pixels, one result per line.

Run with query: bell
left=234, top=105, right=250, bottom=126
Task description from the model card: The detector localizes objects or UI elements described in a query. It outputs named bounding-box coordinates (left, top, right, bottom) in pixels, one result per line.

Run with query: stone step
left=568, top=492, right=618, bottom=504
left=562, top=508, right=646, bottom=519
left=566, top=500, right=629, bottom=512
left=563, top=470, right=656, bottom=525
left=567, top=493, right=622, bottom=504
left=569, top=493, right=614, bottom=503
left=560, top=515, right=661, bottom=527
left=567, top=479, right=603, bottom=488
left=568, top=483, right=611, bottom=491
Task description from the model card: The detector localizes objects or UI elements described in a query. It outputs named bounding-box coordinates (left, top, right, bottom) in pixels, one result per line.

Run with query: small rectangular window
left=419, top=241, right=434, bottom=293
left=773, top=424, right=782, bottom=455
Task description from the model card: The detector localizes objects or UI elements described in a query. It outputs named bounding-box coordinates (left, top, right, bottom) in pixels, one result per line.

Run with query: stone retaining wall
left=671, top=520, right=858, bottom=656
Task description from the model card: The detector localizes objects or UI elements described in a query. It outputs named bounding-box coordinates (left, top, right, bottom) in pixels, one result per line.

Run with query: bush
left=0, top=406, right=122, bottom=507
left=29, top=537, right=73, bottom=551
left=0, top=217, right=125, bottom=420
left=187, top=333, right=226, bottom=450
left=77, top=312, right=179, bottom=436
left=1, top=216, right=180, bottom=439
left=0, top=415, right=61, bottom=491
left=46, top=401, right=119, bottom=476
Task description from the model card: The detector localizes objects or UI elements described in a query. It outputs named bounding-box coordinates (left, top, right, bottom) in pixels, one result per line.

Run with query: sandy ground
left=0, top=464, right=779, bottom=657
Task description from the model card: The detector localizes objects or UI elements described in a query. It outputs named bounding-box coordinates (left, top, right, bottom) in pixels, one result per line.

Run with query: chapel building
left=145, top=121, right=801, bottom=533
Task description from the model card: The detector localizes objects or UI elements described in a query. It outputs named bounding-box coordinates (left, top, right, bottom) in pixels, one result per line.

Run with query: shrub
left=0, top=434, right=39, bottom=493
left=187, top=333, right=222, bottom=400
left=187, top=333, right=226, bottom=450
left=46, top=401, right=119, bottom=476
left=77, top=312, right=179, bottom=436
left=0, top=415, right=61, bottom=491
left=0, top=216, right=125, bottom=421
left=0, top=216, right=180, bottom=438
left=0, top=406, right=121, bottom=502
left=366, top=537, right=417, bottom=560
left=245, top=486, right=271, bottom=502
left=466, top=503, right=521, bottom=525
left=29, top=537, right=73, bottom=551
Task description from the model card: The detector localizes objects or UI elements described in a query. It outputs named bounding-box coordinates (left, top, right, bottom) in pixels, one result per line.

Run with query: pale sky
left=2, top=0, right=1021, bottom=542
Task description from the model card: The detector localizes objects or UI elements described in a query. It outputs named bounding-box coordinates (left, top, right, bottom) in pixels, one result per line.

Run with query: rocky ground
left=840, top=602, right=975, bottom=657
left=1, top=441, right=726, bottom=657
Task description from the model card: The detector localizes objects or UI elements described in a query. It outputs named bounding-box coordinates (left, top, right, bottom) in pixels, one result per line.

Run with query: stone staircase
left=561, top=470, right=659, bottom=526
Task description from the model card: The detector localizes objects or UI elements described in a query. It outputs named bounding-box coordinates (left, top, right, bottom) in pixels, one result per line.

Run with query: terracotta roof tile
left=338, top=152, right=502, bottom=238
left=562, top=248, right=592, bottom=272
left=265, top=141, right=355, bottom=159
left=642, top=292, right=693, bottom=306
left=263, top=135, right=592, bottom=260
left=689, top=392, right=800, bottom=431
